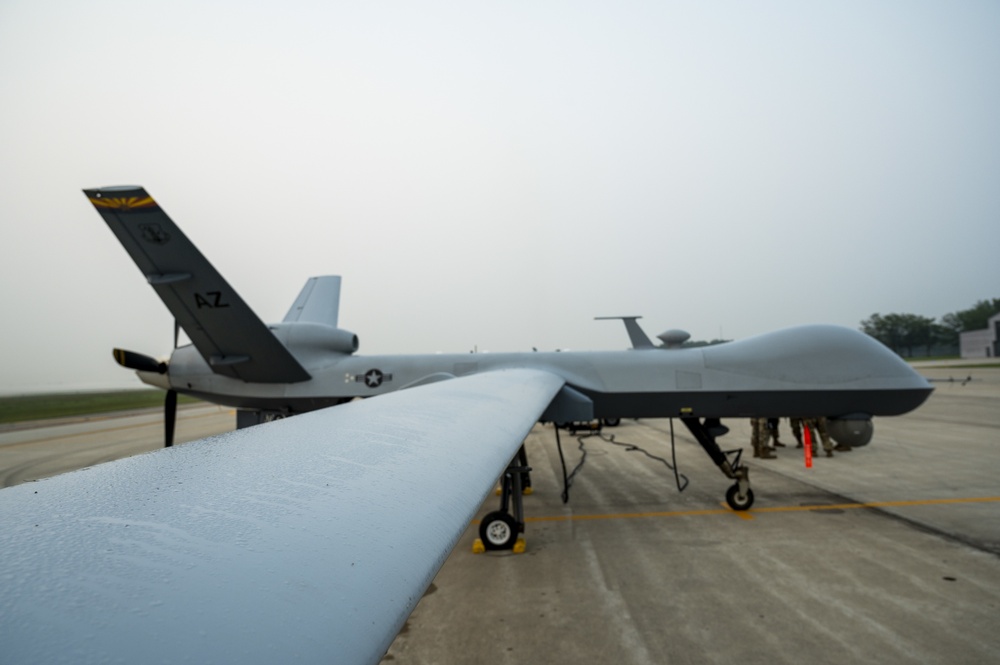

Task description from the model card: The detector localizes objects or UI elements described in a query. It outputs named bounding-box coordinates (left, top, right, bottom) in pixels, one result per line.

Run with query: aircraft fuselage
left=154, top=324, right=932, bottom=422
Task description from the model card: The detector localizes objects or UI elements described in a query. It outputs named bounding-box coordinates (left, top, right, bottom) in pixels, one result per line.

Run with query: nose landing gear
left=681, top=417, right=755, bottom=511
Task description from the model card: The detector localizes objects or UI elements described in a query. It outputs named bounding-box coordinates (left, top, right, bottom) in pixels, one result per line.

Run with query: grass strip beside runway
left=0, top=390, right=199, bottom=424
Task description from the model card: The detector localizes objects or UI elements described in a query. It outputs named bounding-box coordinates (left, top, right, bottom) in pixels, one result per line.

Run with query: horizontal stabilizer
left=85, top=186, right=310, bottom=384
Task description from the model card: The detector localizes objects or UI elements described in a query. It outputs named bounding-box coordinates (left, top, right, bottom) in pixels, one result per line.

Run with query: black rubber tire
left=479, top=511, right=519, bottom=550
left=602, top=418, right=621, bottom=427
left=725, top=485, right=755, bottom=511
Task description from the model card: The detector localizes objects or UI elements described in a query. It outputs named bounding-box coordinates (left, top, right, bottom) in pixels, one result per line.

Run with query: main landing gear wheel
left=725, top=484, right=754, bottom=511
left=479, top=511, right=518, bottom=550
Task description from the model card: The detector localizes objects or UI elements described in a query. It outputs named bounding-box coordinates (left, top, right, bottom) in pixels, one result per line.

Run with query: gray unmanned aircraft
left=87, top=186, right=929, bottom=516
left=0, top=186, right=933, bottom=664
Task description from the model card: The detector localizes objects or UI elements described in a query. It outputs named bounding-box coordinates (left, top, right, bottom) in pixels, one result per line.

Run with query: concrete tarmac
left=384, top=365, right=1000, bottom=664
left=2, top=365, right=998, bottom=664
left=0, top=404, right=235, bottom=487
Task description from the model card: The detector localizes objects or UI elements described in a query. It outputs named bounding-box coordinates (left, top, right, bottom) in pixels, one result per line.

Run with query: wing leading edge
left=0, top=369, right=565, bottom=665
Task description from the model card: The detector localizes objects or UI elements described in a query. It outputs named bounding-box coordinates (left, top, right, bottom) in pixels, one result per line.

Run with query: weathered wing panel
left=84, top=186, right=310, bottom=383
left=0, top=369, right=565, bottom=664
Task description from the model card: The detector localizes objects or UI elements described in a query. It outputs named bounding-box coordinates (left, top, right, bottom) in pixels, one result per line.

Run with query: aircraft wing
left=84, top=186, right=310, bottom=383
left=0, top=369, right=564, bottom=664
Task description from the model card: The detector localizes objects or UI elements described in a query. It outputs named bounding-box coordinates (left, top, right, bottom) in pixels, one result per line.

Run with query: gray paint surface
left=283, top=275, right=343, bottom=327
left=33, top=186, right=941, bottom=663
left=86, top=187, right=932, bottom=424
left=0, top=369, right=564, bottom=664
left=84, top=187, right=311, bottom=384
left=3, top=370, right=999, bottom=664
left=163, top=324, right=933, bottom=420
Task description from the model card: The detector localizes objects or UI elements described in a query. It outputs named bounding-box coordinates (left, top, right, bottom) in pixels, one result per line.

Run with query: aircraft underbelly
left=582, top=386, right=933, bottom=419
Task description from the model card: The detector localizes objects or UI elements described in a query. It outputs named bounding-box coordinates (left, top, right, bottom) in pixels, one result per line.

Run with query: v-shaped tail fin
left=85, top=186, right=310, bottom=384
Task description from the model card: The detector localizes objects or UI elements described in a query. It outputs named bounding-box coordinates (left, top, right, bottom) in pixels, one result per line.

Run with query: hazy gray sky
left=1, top=1, right=998, bottom=394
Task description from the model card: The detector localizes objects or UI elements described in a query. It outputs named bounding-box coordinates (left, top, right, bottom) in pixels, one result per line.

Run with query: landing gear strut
left=680, top=417, right=754, bottom=511
left=478, top=452, right=530, bottom=551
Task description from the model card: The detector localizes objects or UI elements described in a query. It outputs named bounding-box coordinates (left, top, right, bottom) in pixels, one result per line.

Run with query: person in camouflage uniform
left=766, top=417, right=786, bottom=448
left=790, top=417, right=834, bottom=457
left=750, top=417, right=776, bottom=459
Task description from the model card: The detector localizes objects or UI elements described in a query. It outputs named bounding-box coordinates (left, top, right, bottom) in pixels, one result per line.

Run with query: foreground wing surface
left=0, top=369, right=564, bottom=664
left=84, top=186, right=310, bottom=383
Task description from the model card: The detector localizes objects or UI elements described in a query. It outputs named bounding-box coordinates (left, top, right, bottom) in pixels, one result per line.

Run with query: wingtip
left=83, top=186, right=157, bottom=211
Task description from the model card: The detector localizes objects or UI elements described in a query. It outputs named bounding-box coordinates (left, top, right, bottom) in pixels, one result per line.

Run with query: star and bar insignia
left=353, top=368, right=392, bottom=388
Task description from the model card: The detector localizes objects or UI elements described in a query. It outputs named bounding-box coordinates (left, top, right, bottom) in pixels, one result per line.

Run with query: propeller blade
left=113, top=349, right=167, bottom=374
left=174, top=320, right=180, bottom=349
left=165, top=390, right=177, bottom=448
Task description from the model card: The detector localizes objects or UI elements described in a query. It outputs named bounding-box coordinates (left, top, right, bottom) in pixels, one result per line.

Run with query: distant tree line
left=861, top=298, right=1000, bottom=357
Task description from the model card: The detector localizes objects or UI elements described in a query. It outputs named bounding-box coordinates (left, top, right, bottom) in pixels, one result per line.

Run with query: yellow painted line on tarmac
left=753, top=496, right=1000, bottom=514
left=725, top=503, right=756, bottom=520
left=509, top=495, right=1000, bottom=525
left=523, top=507, right=735, bottom=523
